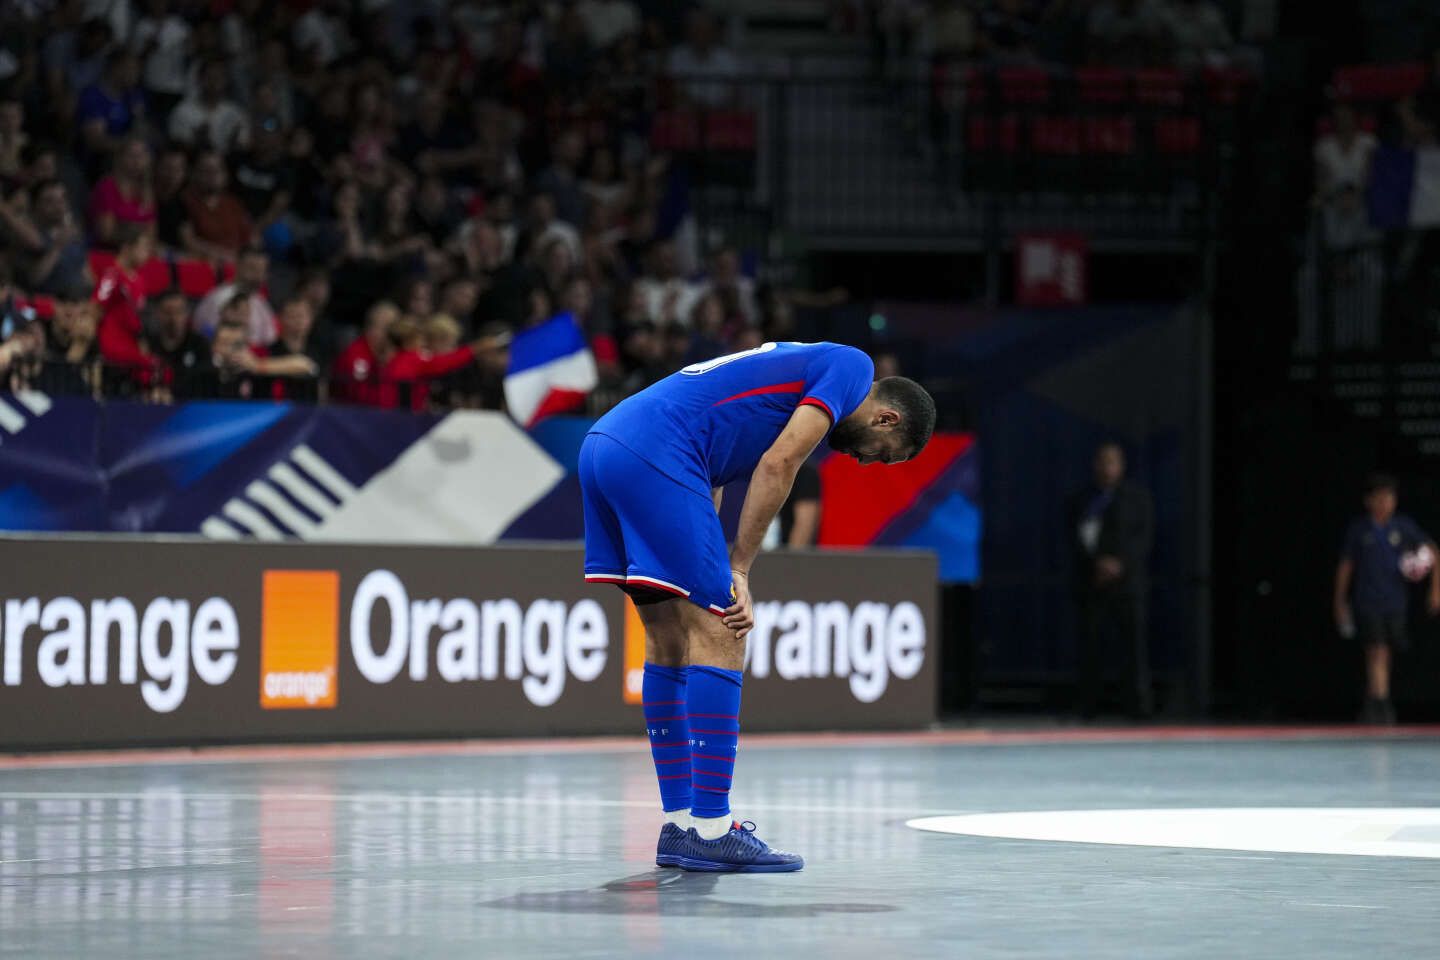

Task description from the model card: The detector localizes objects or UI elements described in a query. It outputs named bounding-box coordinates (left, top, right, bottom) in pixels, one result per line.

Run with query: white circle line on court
left=905, top=808, right=1440, bottom=859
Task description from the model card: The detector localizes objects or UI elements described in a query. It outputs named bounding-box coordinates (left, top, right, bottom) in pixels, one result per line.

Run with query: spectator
left=94, top=223, right=154, bottom=368
left=193, top=247, right=277, bottom=346
left=0, top=98, right=26, bottom=188
left=76, top=50, right=147, bottom=171
left=293, top=269, right=337, bottom=368
left=423, top=313, right=462, bottom=355
left=152, top=146, right=187, bottom=248
left=267, top=298, right=322, bottom=369
left=634, top=239, right=695, bottom=326
left=8, top=179, right=89, bottom=295
left=130, top=0, right=192, bottom=119
left=770, top=461, right=822, bottom=550
left=399, top=275, right=435, bottom=324
left=1068, top=442, right=1154, bottom=718
left=536, top=128, right=590, bottom=230
left=577, top=0, right=641, bottom=50
left=39, top=281, right=100, bottom=394
left=216, top=299, right=315, bottom=379
left=1313, top=102, right=1375, bottom=202
left=43, top=15, right=112, bottom=131
left=580, top=147, right=629, bottom=223
left=293, top=0, right=351, bottom=69
left=180, top=150, right=256, bottom=262
left=147, top=288, right=211, bottom=375
left=682, top=291, right=728, bottom=365
left=168, top=59, right=249, bottom=154
left=44, top=279, right=100, bottom=367
left=89, top=137, right=156, bottom=248
left=377, top=313, right=478, bottom=411
left=332, top=298, right=398, bottom=394
left=232, top=117, right=294, bottom=255
left=414, top=176, right=463, bottom=246
left=438, top=276, right=479, bottom=329
left=1334, top=474, right=1440, bottom=724
left=691, top=244, right=758, bottom=327
left=618, top=319, right=667, bottom=393
left=978, top=0, right=1040, bottom=63
left=397, top=88, right=479, bottom=186
left=1155, top=0, right=1233, bottom=70
left=537, top=235, right=578, bottom=302
left=667, top=8, right=741, bottom=107
left=527, top=191, right=582, bottom=260
left=375, top=182, right=431, bottom=268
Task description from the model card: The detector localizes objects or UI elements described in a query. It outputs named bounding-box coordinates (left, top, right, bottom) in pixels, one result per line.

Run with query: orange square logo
left=260, top=570, right=340, bottom=709
left=623, top=596, right=645, bottom=704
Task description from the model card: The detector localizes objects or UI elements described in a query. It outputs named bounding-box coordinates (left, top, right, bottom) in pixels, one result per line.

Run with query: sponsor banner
left=0, top=537, right=936, bottom=749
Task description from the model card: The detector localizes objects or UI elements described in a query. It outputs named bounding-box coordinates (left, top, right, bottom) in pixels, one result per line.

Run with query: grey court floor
left=2, top=730, right=1439, bottom=959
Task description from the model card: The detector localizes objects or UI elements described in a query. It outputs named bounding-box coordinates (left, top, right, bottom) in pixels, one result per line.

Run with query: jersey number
left=679, top=341, right=781, bottom=375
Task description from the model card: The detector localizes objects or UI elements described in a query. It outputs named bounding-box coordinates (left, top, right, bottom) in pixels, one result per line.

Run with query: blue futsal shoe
left=675, top=821, right=804, bottom=873
left=656, top=822, right=688, bottom=867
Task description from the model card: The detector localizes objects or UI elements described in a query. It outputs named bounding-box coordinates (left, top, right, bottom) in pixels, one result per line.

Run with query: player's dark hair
left=1364, top=472, right=1398, bottom=496
left=876, top=376, right=936, bottom=457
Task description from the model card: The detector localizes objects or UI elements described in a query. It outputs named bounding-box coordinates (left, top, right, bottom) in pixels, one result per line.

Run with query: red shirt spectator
left=382, top=343, right=477, bottom=411
left=94, top=226, right=153, bottom=367
left=88, top=139, right=156, bottom=246
left=332, top=300, right=400, bottom=405
left=181, top=151, right=255, bottom=261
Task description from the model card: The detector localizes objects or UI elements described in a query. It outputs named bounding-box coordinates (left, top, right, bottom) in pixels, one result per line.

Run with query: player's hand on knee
left=724, top=570, right=754, bottom=639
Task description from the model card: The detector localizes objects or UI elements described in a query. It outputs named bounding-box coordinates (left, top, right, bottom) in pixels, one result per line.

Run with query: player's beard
left=827, top=417, right=865, bottom=454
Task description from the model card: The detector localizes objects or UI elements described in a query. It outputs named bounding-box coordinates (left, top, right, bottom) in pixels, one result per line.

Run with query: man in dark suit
left=1069, top=442, right=1154, bottom=718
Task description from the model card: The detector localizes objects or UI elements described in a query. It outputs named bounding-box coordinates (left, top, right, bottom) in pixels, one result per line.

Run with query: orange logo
left=260, top=570, right=340, bottom=709
left=623, top=596, right=645, bottom=704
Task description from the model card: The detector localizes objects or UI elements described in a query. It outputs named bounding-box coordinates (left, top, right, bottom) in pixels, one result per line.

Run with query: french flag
left=504, top=313, right=599, bottom=428
left=1368, top=144, right=1440, bottom=228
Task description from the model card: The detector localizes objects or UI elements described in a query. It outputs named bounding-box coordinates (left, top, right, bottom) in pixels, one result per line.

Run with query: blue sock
left=687, top=665, right=743, bottom=820
left=642, top=663, right=692, bottom=813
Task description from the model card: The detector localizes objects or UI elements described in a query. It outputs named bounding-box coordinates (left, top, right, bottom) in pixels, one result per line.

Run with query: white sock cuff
left=692, top=813, right=732, bottom=840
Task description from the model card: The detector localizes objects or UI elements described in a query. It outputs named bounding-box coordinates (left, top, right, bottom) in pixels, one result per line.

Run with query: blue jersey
left=591, top=341, right=874, bottom=494
left=1342, top=513, right=1430, bottom=616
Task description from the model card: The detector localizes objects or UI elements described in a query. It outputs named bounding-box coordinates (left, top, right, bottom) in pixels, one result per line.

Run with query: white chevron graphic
left=197, top=411, right=562, bottom=544
left=0, top=390, right=52, bottom=440
left=200, top=444, right=353, bottom=540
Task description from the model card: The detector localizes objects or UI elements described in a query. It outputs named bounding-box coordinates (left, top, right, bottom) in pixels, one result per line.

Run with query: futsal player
left=580, top=341, right=935, bottom=872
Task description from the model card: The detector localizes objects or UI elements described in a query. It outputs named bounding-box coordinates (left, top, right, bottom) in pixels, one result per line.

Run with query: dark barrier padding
left=0, top=537, right=936, bottom=749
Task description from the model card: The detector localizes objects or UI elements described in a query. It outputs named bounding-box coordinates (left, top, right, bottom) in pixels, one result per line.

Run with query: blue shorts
left=579, top=432, right=732, bottom=615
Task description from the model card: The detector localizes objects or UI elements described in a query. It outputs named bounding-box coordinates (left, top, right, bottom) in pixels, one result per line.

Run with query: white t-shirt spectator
left=667, top=44, right=742, bottom=107
left=131, top=14, right=191, bottom=96
left=535, top=220, right=582, bottom=262
left=1156, top=0, right=1232, bottom=67
left=1314, top=131, right=1377, bottom=194
left=577, top=0, right=639, bottom=48
left=168, top=96, right=249, bottom=153
left=636, top=276, right=701, bottom=327
left=293, top=8, right=349, bottom=66
left=193, top=283, right=278, bottom=347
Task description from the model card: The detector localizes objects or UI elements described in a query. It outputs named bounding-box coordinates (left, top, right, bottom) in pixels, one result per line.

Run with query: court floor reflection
left=2, top=731, right=1440, bottom=959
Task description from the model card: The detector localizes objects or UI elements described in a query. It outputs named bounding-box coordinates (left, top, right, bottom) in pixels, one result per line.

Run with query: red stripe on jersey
left=712, top=380, right=805, bottom=406
left=798, top=396, right=834, bottom=421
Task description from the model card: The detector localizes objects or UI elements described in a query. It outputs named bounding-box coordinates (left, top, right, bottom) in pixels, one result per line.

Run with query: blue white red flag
left=503, top=313, right=598, bottom=427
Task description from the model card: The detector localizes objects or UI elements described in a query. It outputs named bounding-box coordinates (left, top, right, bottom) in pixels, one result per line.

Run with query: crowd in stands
left=865, top=0, right=1256, bottom=74
left=1299, top=47, right=1440, bottom=357
left=0, top=0, right=839, bottom=414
